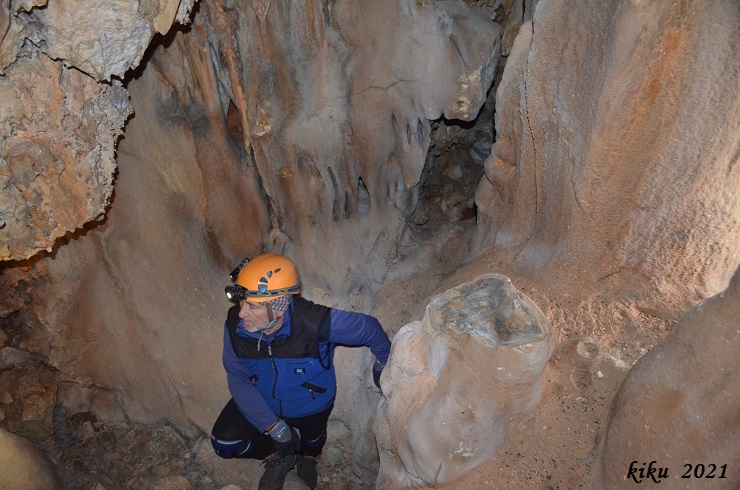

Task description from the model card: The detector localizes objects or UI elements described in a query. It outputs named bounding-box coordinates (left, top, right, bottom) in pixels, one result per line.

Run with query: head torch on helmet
left=224, top=284, right=249, bottom=302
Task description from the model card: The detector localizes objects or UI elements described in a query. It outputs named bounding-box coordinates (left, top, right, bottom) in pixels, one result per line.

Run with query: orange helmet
left=225, top=253, right=301, bottom=303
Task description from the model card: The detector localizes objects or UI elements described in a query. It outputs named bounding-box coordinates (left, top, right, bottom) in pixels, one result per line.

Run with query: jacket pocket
left=274, top=360, right=329, bottom=401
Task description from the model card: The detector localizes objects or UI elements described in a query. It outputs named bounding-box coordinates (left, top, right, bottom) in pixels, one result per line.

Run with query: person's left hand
left=266, top=419, right=300, bottom=456
left=372, top=360, right=386, bottom=389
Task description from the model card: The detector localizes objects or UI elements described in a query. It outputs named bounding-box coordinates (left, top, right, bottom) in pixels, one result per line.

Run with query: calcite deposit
left=10, top=0, right=502, bottom=440
left=0, top=51, right=130, bottom=261
left=0, top=0, right=197, bottom=80
left=375, top=274, right=553, bottom=487
left=0, top=0, right=199, bottom=261
left=474, top=0, right=740, bottom=316
left=203, top=0, right=502, bottom=298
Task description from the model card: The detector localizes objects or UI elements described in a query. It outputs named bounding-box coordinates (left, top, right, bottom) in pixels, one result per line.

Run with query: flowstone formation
left=201, top=0, right=502, bottom=299
left=2, top=0, right=503, bottom=439
left=474, top=0, right=740, bottom=315
left=375, top=274, right=553, bottom=488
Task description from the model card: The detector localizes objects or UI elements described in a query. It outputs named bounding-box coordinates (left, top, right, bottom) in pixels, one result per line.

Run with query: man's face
left=238, top=300, right=271, bottom=332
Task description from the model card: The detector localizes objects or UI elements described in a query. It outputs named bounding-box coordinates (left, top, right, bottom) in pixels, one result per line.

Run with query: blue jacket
left=222, top=297, right=391, bottom=432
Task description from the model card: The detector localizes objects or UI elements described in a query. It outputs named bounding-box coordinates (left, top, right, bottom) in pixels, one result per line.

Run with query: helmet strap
left=266, top=302, right=274, bottom=323
left=254, top=301, right=280, bottom=332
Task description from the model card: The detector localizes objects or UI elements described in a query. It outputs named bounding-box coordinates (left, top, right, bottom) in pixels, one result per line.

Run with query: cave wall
left=474, top=0, right=740, bottom=316
left=206, top=0, right=501, bottom=303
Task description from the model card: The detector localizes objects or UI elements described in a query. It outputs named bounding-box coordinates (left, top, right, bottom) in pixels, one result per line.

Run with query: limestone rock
left=2, top=0, right=501, bottom=436
left=0, top=428, right=63, bottom=489
left=204, top=0, right=502, bottom=298
left=0, top=0, right=198, bottom=262
left=474, top=0, right=740, bottom=315
left=375, top=274, right=553, bottom=488
left=0, top=0, right=197, bottom=80
left=0, top=50, right=131, bottom=261
left=595, top=265, right=740, bottom=488
left=0, top=358, right=58, bottom=443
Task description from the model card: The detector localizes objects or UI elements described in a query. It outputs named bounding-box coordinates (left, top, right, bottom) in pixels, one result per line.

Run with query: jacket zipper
left=267, top=344, right=279, bottom=413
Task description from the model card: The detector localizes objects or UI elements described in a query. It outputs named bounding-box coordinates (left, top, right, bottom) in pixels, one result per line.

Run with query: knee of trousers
left=211, top=434, right=252, bottom=458
left=302, top=429, right=327, bottom=449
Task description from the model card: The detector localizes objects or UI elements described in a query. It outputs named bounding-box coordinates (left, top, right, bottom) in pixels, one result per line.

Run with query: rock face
left=203, top=0, right=502, bottom=299
left=0, top=52, right=131, bottom=261
left=0, top=428, right=63, bottom=490
left=375, top=274, right=553, bottom=488
left=0, top=0, right=737, bottom=487
left=0, top=350, right=58, bottom=443
left=474, top=0, right=740, bottom=315
left=0, top=0, right=196, bottom=80
left=595, top=265, right=740, bottom=488
left=0, top=0, right=198, bottom=261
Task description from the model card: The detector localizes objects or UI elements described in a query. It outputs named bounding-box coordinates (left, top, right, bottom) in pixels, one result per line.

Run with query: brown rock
left=0, top=360, right=58, bottom=443
left=0, top=51, right=131, bottom=261
left=595, top=266, right=740, bottom=488
left=11, top=0, right=502, bottom=436
left=150, top=475, right=192, bottom=490
left=474, top=0, right=740, bottom=316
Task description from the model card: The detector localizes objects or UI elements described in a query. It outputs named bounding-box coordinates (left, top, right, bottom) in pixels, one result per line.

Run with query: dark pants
left=211, top=398, right=333, bottom=460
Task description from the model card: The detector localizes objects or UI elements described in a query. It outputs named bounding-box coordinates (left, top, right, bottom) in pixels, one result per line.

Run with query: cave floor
left=40, top=412, right=371, bottom=489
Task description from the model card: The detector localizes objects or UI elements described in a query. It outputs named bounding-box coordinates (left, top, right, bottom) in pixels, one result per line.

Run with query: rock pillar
left=375, top=274, right=553, bottom=487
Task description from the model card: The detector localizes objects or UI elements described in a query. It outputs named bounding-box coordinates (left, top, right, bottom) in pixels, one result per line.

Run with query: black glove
left=373, top=359, right=386, bottom=389
left=266, top=419, right=300, bottom=457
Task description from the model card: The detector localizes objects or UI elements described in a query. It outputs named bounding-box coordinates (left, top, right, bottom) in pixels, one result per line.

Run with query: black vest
left=226, top=297, right=331, bottom=360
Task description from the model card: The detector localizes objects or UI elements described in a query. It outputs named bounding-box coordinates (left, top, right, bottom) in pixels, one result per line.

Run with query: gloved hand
left=266, top=419, right=300, bottom=457
left=372, top=359, right=386, bottom=389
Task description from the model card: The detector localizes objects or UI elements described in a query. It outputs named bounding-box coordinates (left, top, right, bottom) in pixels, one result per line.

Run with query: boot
left=258, top=453, right=296, bottom=490
left=296, top=454, right=319, bottom=489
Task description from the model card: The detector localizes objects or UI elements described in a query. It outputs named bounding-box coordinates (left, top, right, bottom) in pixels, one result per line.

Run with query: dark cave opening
left=408, top=106, right=495, bottom=235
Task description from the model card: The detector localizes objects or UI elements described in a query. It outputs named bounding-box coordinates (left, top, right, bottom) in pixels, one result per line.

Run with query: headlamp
left=224, top=284, right=249, bottom=302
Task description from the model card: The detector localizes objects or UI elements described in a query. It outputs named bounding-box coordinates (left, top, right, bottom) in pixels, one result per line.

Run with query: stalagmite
left=375, top=274, right=553, bottom=487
